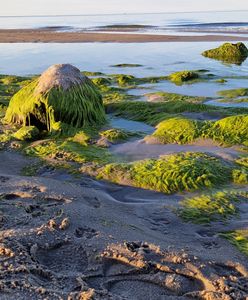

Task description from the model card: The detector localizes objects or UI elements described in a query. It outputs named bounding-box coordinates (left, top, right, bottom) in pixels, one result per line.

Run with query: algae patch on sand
left=87, top=152, right=235, bottom=194
left=202, top=42, right=248, bottom=65
left=4, top=64, right=106, bottom=132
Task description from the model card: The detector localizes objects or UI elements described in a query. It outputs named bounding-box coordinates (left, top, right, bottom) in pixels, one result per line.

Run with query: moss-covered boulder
left=202, top=42, right=248, bottom=64
left=13, top=126, right=39, bottom=141
left=169, top=71, right=199, bottom=84
left=5, top=64, right=106, bottom=131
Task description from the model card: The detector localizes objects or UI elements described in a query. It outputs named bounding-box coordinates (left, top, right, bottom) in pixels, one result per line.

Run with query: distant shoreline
left=0, top=29, right=248, bottom=43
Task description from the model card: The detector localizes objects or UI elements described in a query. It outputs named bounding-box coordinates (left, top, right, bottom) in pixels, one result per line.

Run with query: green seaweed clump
left=5, top=64, right=106, bottom=132
left=218, top=88, right=248, bottom=99
left=207, top=115, right=248, bottom=146
left=92, top=77, right=111, bottom=87
left=114, top=74, right=136, bottom=86
left=169, top=71, right=199, bottom=84
left=202, top=42, right=248, bottom=64
left=179, top=191, right=248, bottom=224
left=96, top=152, right=231, bottom=194
left=13, top=126, right=39, bottom=141
left=100, top=128, right=130, bottom=142
left=148, top=117, right=203, bottom=144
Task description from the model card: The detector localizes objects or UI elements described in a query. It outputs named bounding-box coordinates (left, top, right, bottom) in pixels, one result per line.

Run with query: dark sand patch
left=0, top=29, right=248, bottom=43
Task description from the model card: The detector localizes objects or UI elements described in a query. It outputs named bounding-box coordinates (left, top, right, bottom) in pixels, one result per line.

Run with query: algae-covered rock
left=5, top=64, right=106, bottom=131
left=202, top=42, right=248, bottom=64
left=13, top=126, right=39, bottom=141
left=169, top=71, right=199, bottom=84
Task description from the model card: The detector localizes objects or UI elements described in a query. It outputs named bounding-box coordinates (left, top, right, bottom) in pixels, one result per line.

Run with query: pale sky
left=1, top=0, right=248, bottom=16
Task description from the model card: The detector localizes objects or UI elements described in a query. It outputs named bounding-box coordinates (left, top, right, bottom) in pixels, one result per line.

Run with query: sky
left=1, top=0, right=248, bottom=16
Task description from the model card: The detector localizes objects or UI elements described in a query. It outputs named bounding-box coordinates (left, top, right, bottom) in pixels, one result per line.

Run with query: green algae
left=179, top=190, right=248, bottom=224
left=221, top=229, right=248, bottom=257
left=82, top=71, right=105, bottom=76
left=99, top=128, right=139, bottom=143
left=13, top=126, right=39, bottom=141
left=111, top=64, right=143, bottom=68
left=169, top=71, right=199, bottom=84
left=100, top=128, right=131, bottom=142
left=145, top=115, right=248, bottom=147
left=149, top=117, right=204, bottom=144
left=106, top=100, right=248, bottom=126
left=25, top=139, right=112, bottom=164
left=207, top=115, right=248, bottom=146
left=146, top=92, right=206, bottom=103
left=202, top=42, right=248, bottom=65
left=218, top=88, right=248, bottom=99
left=92, top=77, right=112, bottom=87
left=5, top=77, right=106, bottom=132
left=92, top=152, right=233, bottom=194
left=215, top=78, right=227, bottom=84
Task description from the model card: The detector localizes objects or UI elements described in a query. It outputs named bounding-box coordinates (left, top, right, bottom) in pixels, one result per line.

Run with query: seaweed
left=202, top=42, right=248, bottom=65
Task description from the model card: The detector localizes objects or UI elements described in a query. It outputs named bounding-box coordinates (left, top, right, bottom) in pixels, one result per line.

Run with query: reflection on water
left=205, top=99, right=248, bottom=108
left=109, top=116, right=154, bottom=134
left=110, top=139, right=240, bottom=162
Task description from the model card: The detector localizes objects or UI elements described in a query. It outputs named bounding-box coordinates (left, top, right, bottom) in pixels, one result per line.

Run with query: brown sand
left=0, top=150, right=248, bottom=299
left=0, top=29, right=248, bottom=43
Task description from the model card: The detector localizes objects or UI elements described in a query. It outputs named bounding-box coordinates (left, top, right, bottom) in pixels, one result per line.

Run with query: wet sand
left=0, top=150, right=248, bottom=299
left=0, top=29, right=248, bottom=43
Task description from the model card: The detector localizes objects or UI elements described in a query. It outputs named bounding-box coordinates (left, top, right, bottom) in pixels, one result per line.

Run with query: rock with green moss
left=5, top=64, right=106, bottom=132
left=100, top=128, right=130, bottom=142
left=13, top=126, right=39, bottom=141
left=169, top=71, right=199, bottom=84
left=202, top=42, right=248, bottom=64
left=92, top=77, right=111, bottom=87
left=146, top=117, right=203, bottom=144
left=114, top=74, right=136, bottom=86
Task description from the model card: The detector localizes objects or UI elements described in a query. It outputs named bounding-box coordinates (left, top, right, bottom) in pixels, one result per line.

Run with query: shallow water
left=205, top=99, right=248, bottom=108
left=109, top=116, right=154, bottom=134
left=134, top=78, right=248, bottom=98
left=0, top=42, right=248, bottom=79
left=111, top=139, right=240, bottom=162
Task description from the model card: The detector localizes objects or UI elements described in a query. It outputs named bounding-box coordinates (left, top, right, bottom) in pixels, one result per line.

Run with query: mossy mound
left=207, top=115, right=248, bottom=146
left=218, top=88, right=248, bottom=99
left=169, top=71, right=199, bottom=84
left=5, top=64, right=106, bottom=131
left=148, top=118, right=203, bottom=144
left=100, top=128, right=130, bottom=142
left=202, top=42, right=248, bottom=64
left=96, top=152, right=232, bottom=194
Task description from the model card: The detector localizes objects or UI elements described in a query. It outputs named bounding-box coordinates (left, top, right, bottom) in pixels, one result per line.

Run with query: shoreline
left=0, top=29, right=248, bottom=43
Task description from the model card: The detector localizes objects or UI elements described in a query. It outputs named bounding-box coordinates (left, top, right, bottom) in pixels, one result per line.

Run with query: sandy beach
left=0, top=29, right=248, bottom=43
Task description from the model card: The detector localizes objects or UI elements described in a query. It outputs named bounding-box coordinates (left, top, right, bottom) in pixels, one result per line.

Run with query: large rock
left=202, top=42, right=248, bottom=64
left=5, top=64, right=106, bottom=131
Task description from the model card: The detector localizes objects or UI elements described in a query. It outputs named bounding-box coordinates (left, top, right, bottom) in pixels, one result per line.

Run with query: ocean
left=0, top=11, right=248, bottom=35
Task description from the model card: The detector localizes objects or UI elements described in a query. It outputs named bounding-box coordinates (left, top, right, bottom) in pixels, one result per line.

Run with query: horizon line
left=0, top=9, right=247, bottom=18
